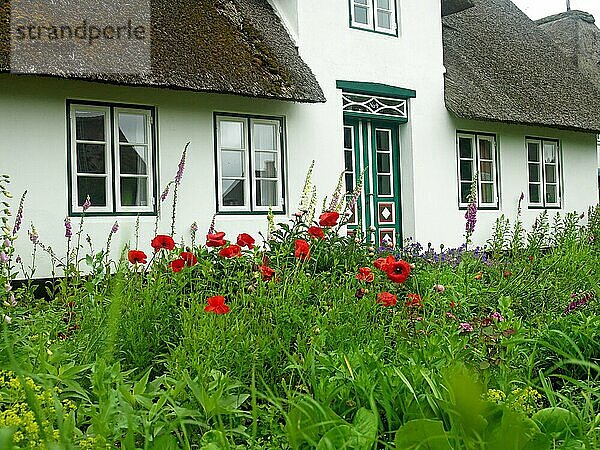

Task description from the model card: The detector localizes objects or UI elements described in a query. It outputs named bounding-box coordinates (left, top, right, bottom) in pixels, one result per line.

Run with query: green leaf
left=485, top=409, right=550, bottom=450
left=317, top=425, right=360, bottom=450
left=148, top=433, right=180, bottom=450
left=394, top=419, right=452, bottom=450
left=531, top=408, right=581, bottom=441
left=352, top=408, right=378, bottom=448
left=285, top=397, right=344, bottom=449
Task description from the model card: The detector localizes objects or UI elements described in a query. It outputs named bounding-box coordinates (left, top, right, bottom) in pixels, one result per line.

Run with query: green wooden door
left=344, top=118, right=402, bottom=247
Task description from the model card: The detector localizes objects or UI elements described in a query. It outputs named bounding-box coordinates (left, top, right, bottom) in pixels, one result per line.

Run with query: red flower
left=503, top=271, right=512, bottom=278
left=377, top=292, right=397, bottom=307
left=319, top=211, right=339, bottom=227
left=294, top=239, right=311, bottom=260
left=169, top=258, right=185, bottom=273
left=219, top=244, right=242, bottom=258
left=259, top=265, right=275, bottom=281
left=374, top=256, right=391, bottom=271
left=204, top=295, right=230, bottom=314
left=385, top=258, right=411, bottom=284
left=356, top=267, right=375, bottom=283
left=237, top=233, right=255, bottom=249
left=405, top=293, right=422, bottom=307
left=206, top=231, right=226, bottom=248
left=151, top=235, right=175, bottom=252
left=307, top=226, right=325, bottom=240
left=180, top=251, right=198, bottom=266
left=128, top=250, right=147, bottom=264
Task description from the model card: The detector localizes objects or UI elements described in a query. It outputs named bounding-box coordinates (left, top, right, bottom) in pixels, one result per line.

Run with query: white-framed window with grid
left=215, top=114, right=285, bottom=213
left=68, top=102, right=156, bottom=215
left=350, top=0, right=397, bottom=35
left=457, top=132, right=499, bottom=208
left=526, top=138, right=561, bottom=208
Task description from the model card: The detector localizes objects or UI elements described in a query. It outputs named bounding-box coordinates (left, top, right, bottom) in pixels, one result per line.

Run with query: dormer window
left=350, top=0, right=397, bottom=35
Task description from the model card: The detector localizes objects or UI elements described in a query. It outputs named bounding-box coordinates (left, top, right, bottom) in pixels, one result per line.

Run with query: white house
left=1, top=0, right=599, bottom=278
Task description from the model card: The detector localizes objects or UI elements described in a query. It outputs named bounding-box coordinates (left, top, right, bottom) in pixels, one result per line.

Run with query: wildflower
left=8, top=294, right=16, bottom=307
left=503, top=271, right=512, bottom=278
left=0, top=251, right=7, bottom=264
left=169, top=258, right=185, bottom=273
left=175, top=146, right=187, bottom=185
left=4, top=283, right=11, bottom=292
left=259, top=265, right=275, bottom=281
left=355, top=288, right=366, bottom=299
left=28, top=225, right=38, bottom=244
left=15, top=255, right=21, bottom=264
left=160, top=184, right=170, bottom=202
left=319, top=211, right=339, bottom=227
left=433, top=284, right=445, bottom=293
left=356, top=267, right=375, bottom=283
left=474, top=271, right=483, bottom=280
left=405, top=293, right=422, bottom=307
left=464, top=194, right=477, bottom=237
left=127, top=250, right=147, bottom=264
left=446, top=312, right=457, bottom=320
left=180, top=251, right=198, bottom=266
left=449, top=301, right=456, bottom=308
left=12, top=190, right=26, bottom=235
left=190, top=222, right=198, bottom=232
left=459, top=322, right=474, bottom=333
left=3, top=238, right=9, bottom=248
left=294, top=239, right=311, bottom=260
left=206, top=231, right=226, bottom=248
left=205, top=295, right=230, bottom=314
left=385, top=258, right=411, bottom=284
left=111, top=221, right=119, bottom=234
left=307, top=226, right=325, bottom=240
left=3, top=315, right=11, bottom=324
left=377, top=292, right=397, bottom=307
left=64, top=217, right=72, bottom=238
left=491, top=312, right=504, bottom=322
left=237, top=233, right=255, bottom=249
left=373, top=257, right=389, bottom=271
left=82, top=195, right=91, bottom=212
left=151, top=235, right=175, bottom=252
left=219, top=244, right=242, bottom=258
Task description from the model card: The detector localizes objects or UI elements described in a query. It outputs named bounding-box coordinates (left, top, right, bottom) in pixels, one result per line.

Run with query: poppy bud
left=369, top=226, right=376, bottom=232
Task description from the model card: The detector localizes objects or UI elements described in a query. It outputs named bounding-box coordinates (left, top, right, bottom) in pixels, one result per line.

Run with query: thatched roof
left=442, top=0, right=475, bottom=17
left=536, top=10, right=600, bottom=88
left=0, top=0, right=325, bottom=103
left=443, top=0, right=600, bottom=133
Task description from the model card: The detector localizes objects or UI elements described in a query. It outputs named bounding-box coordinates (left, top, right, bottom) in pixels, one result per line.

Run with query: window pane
left=376, top=130, right=390, bottom=151
left=545, top=165, right=556, bottom=183
left=479, top=139, right=492, bottom=160
left=355, top=0, right=368, bottom=4
left=77, top=176, right=106, bottom=207
left=528, top=163, right=540, bottom=183
left=77, top=143, right=106, bottom=174
left=118, top=113, right=147, bottom=144
left=480, top=161, right=493, bottom=181
left=255, top=151, right=277, bottom=178
left=345, top=150, right=353, bottom=172
left=546, top=184, right=558, bottom=204
left=354, top=5, right=369, bottom=24
left=529, top=184, right=541, bottom=203
left=254, top=123, right=276, bottom=150
left=220, top=121, right=244, bottom=149
left=222, top=180, right=245, bottom=206
left=345, top=173, right=354, bottom=193
left=460, top=182, right=471, bottom=204
left=543, top=143, right=556, bottom=163
left=459, top=137, right=472, bottom=158
left=377, top=11, right=392, bottom=29
left=221, top=150, right=245, bottom=178
left=256, top=180, right=278, bottom=207
left=76, top=111, right=105, bottom=141
left=120, top=177, right=148, bottom=206
left=527, top=142, right=540, bottom=162
left=460, top=160, right=473, bottom=181
left=377, top=152, right=391, bottom=174
left=344, top=127, right=353, bottom=149
left=481, top=183, right=494, bottom=204
left=120, top=145, right=148, bottom=175
left=377, top=0, right=391, bottom=9
left=378, top=175, right=391, bottom=196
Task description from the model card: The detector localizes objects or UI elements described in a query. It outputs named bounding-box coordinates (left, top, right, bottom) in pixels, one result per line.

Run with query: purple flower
left=29, top=226, right=38, bottom=244
left=175, top=147, right=187, bottom=185
left=465, top=201, right=477, bottom=236
left=491, top=312, right=504, bottom=322
left=3, top=239, right=9, bottom=249
left=15, top=255, right=21, bottom=264
left=190, top=222, right=198, bottom=232
left=160, top=184, right=170, bottom=203
left=82, top=194, right=91, bottom=212
left=12, top=191, right=26, bottom=235
left=0, top=252, right=8, bottom=264
left=459, top=322, right=474, bottom=333
left=8, top=293, right=16, bottom=307
left=64, top=217, right=72, bottom=239
left=111, top=221, right=119, bottom=234
left=208, top=214, right=216, bottom=235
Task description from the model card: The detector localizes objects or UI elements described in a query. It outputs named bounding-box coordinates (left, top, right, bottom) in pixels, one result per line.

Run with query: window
left=457, top=132, right=499, bottom=208
left=526, top=138, right=561, bottom=208
left=350, top=0, right=397, bottom=35
left=68, top=102, right=156, bottom=215
left=215, top=114, right=285, bottom=213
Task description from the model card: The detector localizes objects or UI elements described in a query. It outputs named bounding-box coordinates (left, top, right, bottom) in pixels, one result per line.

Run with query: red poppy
left=169, top=258, right=185, bottom=273
left=356, top=267, right=375, bottom=283
left=405, top=293, right=422, bottom=307
left=259, top=265, right=275, bottom=281
left=204, top=295, right=230, bottom=314
left=294, top=239, right=311, bottom=260
left=180, top=251, right=198, bottom=266
left=377, top=292, right=397, bottom=307
left=307, top=226, right=325, bottom=240
left=128, top=250, right=147, bottom=264
left=219, top=244, right=242, bottom=258
left=319, top=211, right=339, bottom=227
left=374, top=256, right=391, bottom=271
left=237, top=233, right=255, bottom=249
left=503, top=271, right=512, bottom=278
left=206, top=231, right=226, bottom=248
left=151, top=235, right=175, bottom=252
left=385, top=258, right=411, bottom=284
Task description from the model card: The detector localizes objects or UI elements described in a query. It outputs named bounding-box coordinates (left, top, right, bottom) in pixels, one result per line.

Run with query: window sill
left=217, top=210, right=287, bottom=216
left=69, top=211, right=157, bottom=218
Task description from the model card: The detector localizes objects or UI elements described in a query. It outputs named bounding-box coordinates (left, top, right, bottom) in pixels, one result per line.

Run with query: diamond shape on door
left=378, top=202, right=394, bottom=223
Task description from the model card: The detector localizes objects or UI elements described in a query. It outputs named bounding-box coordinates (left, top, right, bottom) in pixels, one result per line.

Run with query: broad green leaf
left=285, top=397, right=344, bottom=449
left=531, top=408, right=581, bottom=441
left=485, top=409, right=550, bottom=450
left=317, top=425, right=360, bottom=450
left=394, top=419, right=452, bottom=450
left=353, top=407, right=378, bottom=448
left=148, top=433, right=180, bottom=450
